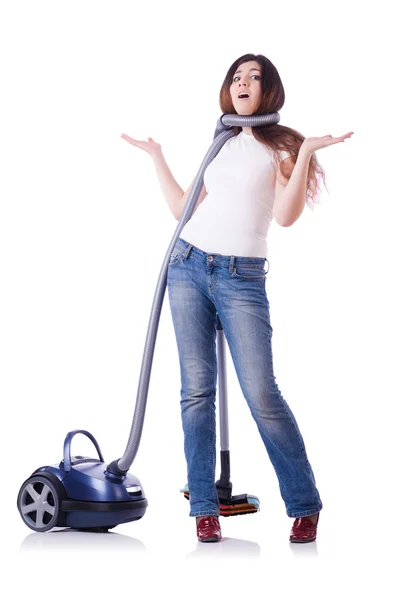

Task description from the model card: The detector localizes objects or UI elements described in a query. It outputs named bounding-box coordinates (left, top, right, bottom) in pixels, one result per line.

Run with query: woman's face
left=230, top=60, right=263, bottom=115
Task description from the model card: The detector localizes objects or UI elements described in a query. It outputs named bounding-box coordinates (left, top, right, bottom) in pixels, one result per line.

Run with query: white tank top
left=180, top=131, right=291, bottom=258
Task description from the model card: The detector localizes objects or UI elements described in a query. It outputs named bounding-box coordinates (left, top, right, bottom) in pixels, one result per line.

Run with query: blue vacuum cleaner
left=17, top=112, right=280, bottom=532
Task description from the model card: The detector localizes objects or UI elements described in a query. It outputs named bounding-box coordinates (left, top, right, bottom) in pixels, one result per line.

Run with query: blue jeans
left=166, top=237, right=323, bottom=519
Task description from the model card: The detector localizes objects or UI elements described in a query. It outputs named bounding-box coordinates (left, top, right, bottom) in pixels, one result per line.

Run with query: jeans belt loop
left=229, top=256, right=235, bottom=273
left=264, top=258, right=269, bottom=274
left=183, top=243, right=193, bottom=260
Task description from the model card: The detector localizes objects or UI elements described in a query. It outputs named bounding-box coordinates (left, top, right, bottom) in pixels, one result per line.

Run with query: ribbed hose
left=108, top=112, right=280, bottom=475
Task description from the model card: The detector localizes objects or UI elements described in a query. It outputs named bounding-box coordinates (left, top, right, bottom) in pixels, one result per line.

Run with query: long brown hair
left=219, top=53, right=328, bottom=209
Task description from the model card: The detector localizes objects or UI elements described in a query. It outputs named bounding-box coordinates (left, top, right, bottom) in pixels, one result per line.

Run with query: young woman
left=121, top=53, right=353, bottom=544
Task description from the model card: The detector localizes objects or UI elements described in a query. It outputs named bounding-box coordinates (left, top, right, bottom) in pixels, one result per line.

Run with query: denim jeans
left=166, top=237, right=323, bottom=519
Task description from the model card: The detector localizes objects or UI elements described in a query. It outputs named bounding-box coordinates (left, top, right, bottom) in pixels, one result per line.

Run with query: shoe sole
left=289, top=537, right=316, bottom=543
left=198, top=537, right=222, bottom=543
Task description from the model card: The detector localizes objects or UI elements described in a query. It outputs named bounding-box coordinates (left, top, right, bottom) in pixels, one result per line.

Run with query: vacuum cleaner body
left=17, top=430, right=148, bottom=532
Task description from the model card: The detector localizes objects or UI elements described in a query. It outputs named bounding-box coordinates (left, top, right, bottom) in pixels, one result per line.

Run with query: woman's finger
left=121, top=133, right=136, bottom=143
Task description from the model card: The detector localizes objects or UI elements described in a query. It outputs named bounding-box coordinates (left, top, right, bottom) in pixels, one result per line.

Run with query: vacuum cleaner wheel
left=17, top=475, right=63, bottom=532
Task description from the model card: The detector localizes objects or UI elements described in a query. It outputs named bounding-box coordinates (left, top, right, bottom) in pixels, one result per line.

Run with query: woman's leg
left=215, top=262, right=323, bottom=519
left=167, top=240, right=220, bottom=518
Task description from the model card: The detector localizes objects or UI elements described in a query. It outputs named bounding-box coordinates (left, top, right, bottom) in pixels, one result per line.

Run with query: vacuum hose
left=106, top=112, right=280, bottom=476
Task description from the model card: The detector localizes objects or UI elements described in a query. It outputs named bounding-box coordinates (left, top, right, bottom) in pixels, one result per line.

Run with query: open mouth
left=238, top=94, right=250, bottom=100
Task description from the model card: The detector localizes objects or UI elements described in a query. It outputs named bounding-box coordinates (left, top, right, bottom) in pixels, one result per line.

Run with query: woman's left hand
left=301, top=131, right=354, bottom=155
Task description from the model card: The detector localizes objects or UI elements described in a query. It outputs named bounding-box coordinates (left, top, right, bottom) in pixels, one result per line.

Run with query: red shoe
left=289, top=513, right=320, bottom=543
left=196, top=516, right=222, bottom=543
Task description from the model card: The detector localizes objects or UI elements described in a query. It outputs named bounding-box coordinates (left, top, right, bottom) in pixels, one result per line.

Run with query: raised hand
left=120, top=133, right=162, bottom=158
left=301, top=131, right=354, bottom=154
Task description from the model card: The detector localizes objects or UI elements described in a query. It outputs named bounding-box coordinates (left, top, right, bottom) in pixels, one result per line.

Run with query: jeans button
left=208, top=256, right=213, bottom=262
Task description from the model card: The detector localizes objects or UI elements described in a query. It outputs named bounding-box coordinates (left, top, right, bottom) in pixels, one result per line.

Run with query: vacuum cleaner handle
left=63, top=429, right=105, bottom=472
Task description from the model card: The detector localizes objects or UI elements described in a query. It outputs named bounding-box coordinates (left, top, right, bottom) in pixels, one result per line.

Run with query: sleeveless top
left=180, top=131, right=291, bottom=258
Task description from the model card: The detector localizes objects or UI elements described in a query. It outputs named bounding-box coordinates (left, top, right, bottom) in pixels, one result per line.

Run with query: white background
left=1, top=0, right=395, bottom=596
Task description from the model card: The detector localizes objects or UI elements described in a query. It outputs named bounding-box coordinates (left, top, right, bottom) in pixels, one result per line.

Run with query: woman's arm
left=273, top=130, right=354, bottom=226
left=175, top=180, right=207, bottom=221
left=273, top=148, right=312, bottom=227
left=152, top=150, right=185, bottom=219
left=152, top=150, right=207, bottom=220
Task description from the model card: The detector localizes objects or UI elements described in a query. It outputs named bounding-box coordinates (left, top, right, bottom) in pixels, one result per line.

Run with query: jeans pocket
left=231, top=265, right=266, bottom=280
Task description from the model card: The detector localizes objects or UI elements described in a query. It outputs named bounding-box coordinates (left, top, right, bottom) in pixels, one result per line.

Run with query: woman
left=121, top=53, right=353, bottom=544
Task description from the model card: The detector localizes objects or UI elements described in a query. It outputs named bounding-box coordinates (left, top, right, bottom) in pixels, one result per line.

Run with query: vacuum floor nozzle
left=181, top=487, right=260, bottom=517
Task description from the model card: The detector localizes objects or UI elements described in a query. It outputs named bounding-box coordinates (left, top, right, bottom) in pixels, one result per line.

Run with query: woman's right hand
left=120, top=133, right=162, bottom=159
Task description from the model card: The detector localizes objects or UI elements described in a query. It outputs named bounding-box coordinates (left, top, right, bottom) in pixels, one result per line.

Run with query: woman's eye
left=233, top=75, right=260, bottom=82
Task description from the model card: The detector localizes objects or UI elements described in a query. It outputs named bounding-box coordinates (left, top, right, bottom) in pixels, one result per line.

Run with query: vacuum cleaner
left=17, top=111, right=280, bottom=532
